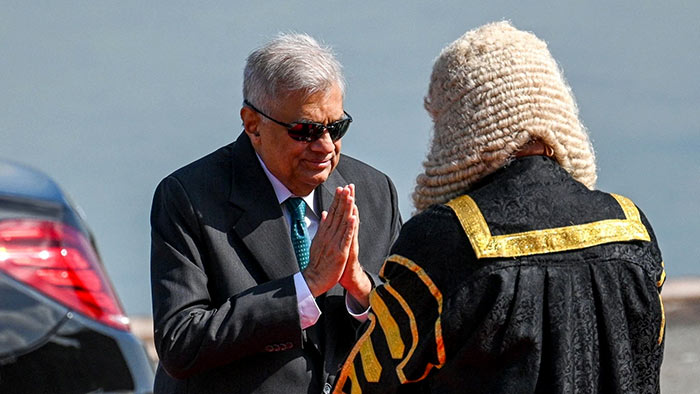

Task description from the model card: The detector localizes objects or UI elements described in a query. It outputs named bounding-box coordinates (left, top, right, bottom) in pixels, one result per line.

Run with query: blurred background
left=2, top=1, right=698, bottom=391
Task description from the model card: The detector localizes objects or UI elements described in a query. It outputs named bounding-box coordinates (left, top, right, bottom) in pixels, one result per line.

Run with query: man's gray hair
left=243, top=33, right=346, bottom=112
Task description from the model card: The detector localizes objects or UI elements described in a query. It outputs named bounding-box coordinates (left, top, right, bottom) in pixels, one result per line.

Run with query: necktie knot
left=285, top=197, right=306, bottom=221
left=284, top=197, right=310, bottom=271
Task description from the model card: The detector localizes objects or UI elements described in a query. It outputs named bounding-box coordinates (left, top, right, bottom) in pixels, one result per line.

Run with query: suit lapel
left=228, top=133, right=299, bottom=281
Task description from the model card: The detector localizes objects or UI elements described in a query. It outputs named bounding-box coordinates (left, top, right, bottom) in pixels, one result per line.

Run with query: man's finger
left=332, top=190, right=355, bottom=244
left=327, top=186, right=351, bottom=237
left=341, top=213, right=357, bottom=250
left=321, top=187, right=343, bottom=231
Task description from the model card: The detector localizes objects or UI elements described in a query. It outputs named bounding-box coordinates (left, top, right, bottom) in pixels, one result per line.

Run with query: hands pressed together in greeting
left=302, top=184, right=372, bottom=309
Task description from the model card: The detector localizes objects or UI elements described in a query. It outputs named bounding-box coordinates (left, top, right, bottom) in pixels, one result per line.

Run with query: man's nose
left=309, top=130, right=335, bottom=152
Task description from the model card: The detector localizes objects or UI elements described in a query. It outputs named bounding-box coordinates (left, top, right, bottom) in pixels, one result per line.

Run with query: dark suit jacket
left=150, top=132, right=401, bottom=393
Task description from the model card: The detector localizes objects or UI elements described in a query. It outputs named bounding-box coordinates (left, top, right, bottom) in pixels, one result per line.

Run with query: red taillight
left=0, top=219, right=130, bottom=331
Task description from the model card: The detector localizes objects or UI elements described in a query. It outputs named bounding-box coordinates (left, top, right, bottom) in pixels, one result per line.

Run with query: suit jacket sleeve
left=363, top=173, right=402, bottom=287
left=150, top=176, right=303, bottom=379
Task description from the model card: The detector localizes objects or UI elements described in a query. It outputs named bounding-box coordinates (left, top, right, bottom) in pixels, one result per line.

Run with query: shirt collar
left=256, top=153, right=317, bottom=215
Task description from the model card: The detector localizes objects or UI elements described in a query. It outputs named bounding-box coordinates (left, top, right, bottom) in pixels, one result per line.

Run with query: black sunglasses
left=244, top=99, right=352, bottom=143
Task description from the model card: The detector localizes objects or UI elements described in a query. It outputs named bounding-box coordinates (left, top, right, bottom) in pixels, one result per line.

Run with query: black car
left=0, top=160, right=154, bottom=393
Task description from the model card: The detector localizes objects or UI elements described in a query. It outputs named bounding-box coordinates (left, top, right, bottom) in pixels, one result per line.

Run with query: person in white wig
left=334, top=21, right=664, bottom=394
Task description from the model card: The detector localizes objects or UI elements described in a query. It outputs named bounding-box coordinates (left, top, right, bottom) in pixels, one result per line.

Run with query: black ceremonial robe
left=334, top=156, right=664, bottom=394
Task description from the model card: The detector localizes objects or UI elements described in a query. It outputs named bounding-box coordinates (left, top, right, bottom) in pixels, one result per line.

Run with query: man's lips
left=303, top=158, right=332, bottom=169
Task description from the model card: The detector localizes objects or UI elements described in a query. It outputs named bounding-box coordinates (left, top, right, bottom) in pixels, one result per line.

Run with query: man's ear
left=241, top=106, right=261, bottom=142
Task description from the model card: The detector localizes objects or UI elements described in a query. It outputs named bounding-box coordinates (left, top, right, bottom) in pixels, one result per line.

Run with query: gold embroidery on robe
left=446, top=193, right=650, bottom=259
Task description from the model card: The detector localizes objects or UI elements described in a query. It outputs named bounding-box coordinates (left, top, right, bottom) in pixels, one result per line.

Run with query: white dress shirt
left=256, top=154, right=369, bottom=329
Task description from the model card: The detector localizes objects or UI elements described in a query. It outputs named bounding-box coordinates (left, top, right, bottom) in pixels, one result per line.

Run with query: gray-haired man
left=150, top=33, right=401, bottom=393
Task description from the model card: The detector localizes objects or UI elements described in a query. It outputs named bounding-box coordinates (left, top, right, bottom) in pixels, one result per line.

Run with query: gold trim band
left=658, top=293, right=665, bottom=345
left=359, top=320, right=382, bottom=382
left=382, top=284, right=422, bottom=383
left=446, top=193, right=650, bottom=259
left=334, top=315, right=377, bottom=394
left=385, top=255, right=446, bottom=368
left=370, top=290, right=405, bottom=359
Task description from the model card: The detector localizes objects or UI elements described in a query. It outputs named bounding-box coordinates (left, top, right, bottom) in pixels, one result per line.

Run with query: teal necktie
left=284, top=197, right=310, bottom=271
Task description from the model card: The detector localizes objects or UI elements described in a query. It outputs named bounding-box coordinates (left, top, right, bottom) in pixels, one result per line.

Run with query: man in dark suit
left=150, top=33, right=401, bottom=393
